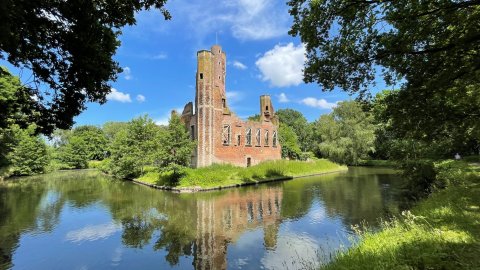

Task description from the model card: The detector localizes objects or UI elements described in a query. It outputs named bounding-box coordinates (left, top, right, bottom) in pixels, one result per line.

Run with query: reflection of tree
left=0, top=178, right=48, bottom=268
left=300, top=167, right=404, bottom=228
left=0, top=168, right=406, bottom=269
left=280, top=181, right=314, bottom=220
left=121, top=216, right=156, bottom=248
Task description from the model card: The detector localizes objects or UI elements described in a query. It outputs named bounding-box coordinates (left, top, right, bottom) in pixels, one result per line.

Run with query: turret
left=260, top=95, right=278, bottom=124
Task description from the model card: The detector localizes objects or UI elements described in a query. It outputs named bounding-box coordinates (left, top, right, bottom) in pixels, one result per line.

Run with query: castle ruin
left=180, top=45, right=282, bottom=168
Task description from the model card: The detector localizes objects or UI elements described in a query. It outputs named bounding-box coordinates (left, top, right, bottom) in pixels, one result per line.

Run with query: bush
left=399, top=159, right=436, bottom=197
left=7, top=125, right=50, bottom=176
left=433, top=160, right=474, bottom=189
left=400, top=159, right=476, bottom=198
left=57, top=136, right=89, bottom=169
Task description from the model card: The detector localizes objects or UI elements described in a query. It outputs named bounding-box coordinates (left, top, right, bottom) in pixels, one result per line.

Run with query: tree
left=157, top=112, right=196, bottom=180
left=0, top=67, right=40, bottom=167
left=57, top=135, right=89, bottom=169
left=279, top=124, right=302, bottom=160
left=0, top=67, right=38, bottom=130
left=0, top=1, right=171, bottom=134
left=276, top=109, right=314, bottom=152
left=71, top=126, right=108, bottom=160
left=247, top=114, right=260, bottom=121
left=108, top=116, right=161, bottom=178
left=314, top=101, right=375, bottom=165
left=288, top=0, right=480, bottom=98
left=289, top=1, right=480, bottom=159
left=6, top=125, right=49, bottom=175
left=103, top=122, right=128, bottom=141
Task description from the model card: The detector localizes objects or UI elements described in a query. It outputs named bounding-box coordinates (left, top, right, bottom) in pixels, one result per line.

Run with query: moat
left=0, top=167, right=408, bottom=270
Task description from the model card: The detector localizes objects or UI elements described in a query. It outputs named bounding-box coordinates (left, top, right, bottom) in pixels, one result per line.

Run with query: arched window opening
left=264, top=130, right=269, bottom=146
left=246, top=128, right=252, bottom=146
left=222, top=125, right=231, bottom=145
left=272, top=131, right=277, bottom=147
left=256, top=129, right=261, bottom=146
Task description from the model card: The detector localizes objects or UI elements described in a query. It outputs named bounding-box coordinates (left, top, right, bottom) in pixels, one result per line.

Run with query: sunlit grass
left=137, top=159, right=346, bottom=189
left=322, top=161, right=480, bottom=270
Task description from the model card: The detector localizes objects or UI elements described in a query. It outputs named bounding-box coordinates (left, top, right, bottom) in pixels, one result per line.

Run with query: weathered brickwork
left=181, top=45, right=281, bottom=168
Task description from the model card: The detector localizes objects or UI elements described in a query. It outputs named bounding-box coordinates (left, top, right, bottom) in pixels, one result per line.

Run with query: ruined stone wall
left=213, top=114, right=281, bottom=167
left=182, top=45, right=282, bottom=168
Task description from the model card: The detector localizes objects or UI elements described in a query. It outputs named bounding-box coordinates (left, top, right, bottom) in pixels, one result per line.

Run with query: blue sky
left=1, top=0, right=388, bottom=126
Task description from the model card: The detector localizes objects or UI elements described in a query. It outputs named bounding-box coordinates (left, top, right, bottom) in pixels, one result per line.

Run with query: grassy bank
left=137, top=159, right=347, bottom=189
left=323, top=161, right=480, bottom=270
left=357, top=159, right=396, bottom=167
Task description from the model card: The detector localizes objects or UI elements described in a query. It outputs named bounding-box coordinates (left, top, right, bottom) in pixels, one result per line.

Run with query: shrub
left=7, top=125, right=50, bottom=176
left=433, top=160, right=474, bottom=189
left=399, top=159, right=436, bottom=197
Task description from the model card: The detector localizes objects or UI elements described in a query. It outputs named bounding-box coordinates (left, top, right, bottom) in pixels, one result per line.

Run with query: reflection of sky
left=227, top=199, right=352, bottom=270
left=65, top=222, right=122, bottom=243
left=261, top=233, right=320, bottom=270
left=5, top=168, right=404, bottom=269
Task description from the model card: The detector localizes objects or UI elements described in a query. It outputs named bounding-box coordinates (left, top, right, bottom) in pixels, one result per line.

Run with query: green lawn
left=323, top=161, right=480, bottom=270
left=137, top=159, right=347, bottom=189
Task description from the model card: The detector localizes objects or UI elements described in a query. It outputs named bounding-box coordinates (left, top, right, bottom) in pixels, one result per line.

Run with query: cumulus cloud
left=232, top=60, right=247, bottom=70
left=107, top=88, right=132, bottom=103
left=256, top=43, right=306, bottom=87
left=277, top=93, right=290, bottom=103
left=300, top=97, right=337, bottom=109
left=136, top=94, right=146, bottom=103
left=123, top=67, right=132, bottom=80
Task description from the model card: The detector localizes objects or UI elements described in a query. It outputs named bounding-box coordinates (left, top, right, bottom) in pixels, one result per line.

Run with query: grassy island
left=136, top=159, right=347, bottom=190
left=323, top=161, right=480, bottom=270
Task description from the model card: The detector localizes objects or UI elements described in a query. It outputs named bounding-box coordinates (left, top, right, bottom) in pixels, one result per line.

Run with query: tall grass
left=322, top=161, right=480, bottom=270
left=138, top=159, right=346, bottom=188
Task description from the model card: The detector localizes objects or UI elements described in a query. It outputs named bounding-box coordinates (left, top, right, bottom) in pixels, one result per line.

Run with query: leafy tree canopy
left=0, top=67, right=38, bottom=130
left=288, top=0, right=480, bottom=97
left=6, top=124, right=49, bottom=175
left=157, top=112, right=196, bottom=176
left=108, top=115, right=162, bottom=178
left=276, top=109, right=314, bottom=152
left=279, top=124, right=302, bottom=160
left=314, top=100, right=375, bottom=165
left=0, top=0, right=170, bottom=134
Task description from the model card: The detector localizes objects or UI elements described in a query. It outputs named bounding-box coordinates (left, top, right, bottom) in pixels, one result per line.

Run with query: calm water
left=0, top=167, right=407, bottom=270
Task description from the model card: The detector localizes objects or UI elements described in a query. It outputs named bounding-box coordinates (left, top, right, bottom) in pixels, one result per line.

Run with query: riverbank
left=323, top=161, right=480, bottom=269
left=135, top=159, right=347, bottom=192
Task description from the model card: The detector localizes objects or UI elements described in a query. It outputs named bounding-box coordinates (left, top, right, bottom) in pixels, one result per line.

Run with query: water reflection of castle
left=193, top=187, right=283, bottom=270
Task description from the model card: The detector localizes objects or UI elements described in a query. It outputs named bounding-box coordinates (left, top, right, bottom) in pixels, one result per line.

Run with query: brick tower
left=181, top=44, right=281, bottom=168
left=195, top=45, right=228, bottom=167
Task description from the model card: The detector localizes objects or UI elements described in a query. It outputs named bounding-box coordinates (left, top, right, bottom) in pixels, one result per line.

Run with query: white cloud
left=136, top=94, right=146, bottom=103
left=226, top=91, right=244, bottom=104
left=107, top=88, right=132, bottom=103
left=65, top=223, right=122, bottom=243
left=300, top=97, right=337, bottom=109
left=141, top=0, right=290, bottom=42
left=232, top=60, right=247, bottom=70
left=152, top=53, right=167, bottom=60
left=256, top=43, right=306, bottom=87
left=123, top=67, right=132, bottom=80
left=277, top=93, right=290, bottom=103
